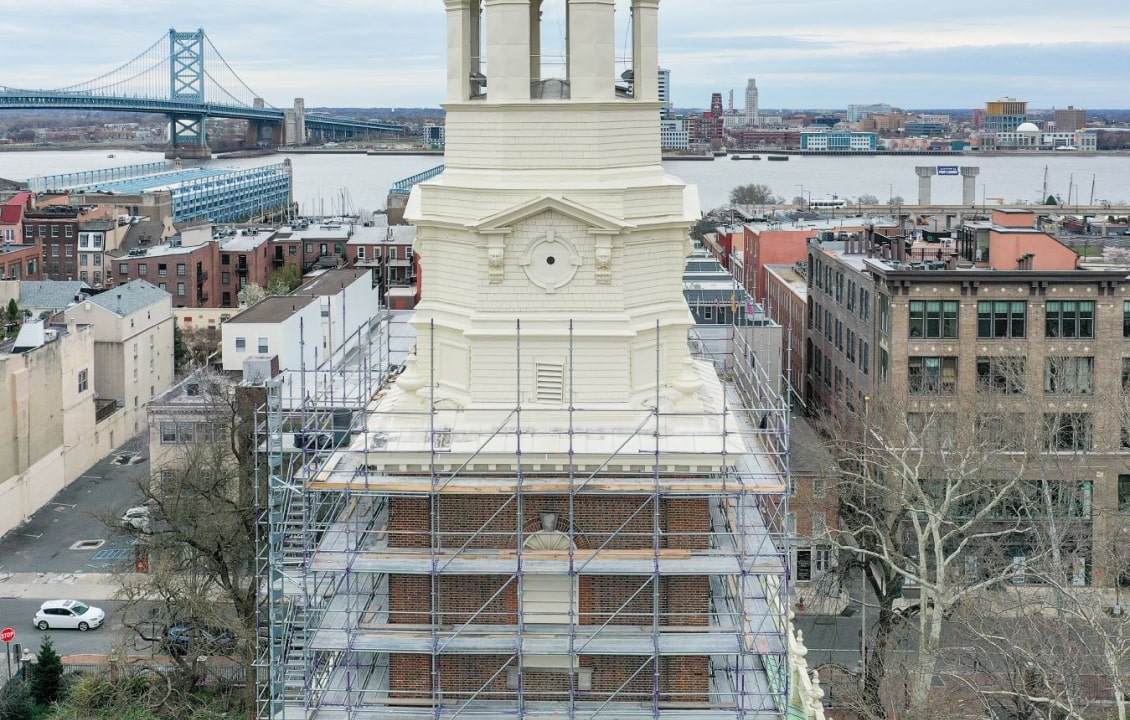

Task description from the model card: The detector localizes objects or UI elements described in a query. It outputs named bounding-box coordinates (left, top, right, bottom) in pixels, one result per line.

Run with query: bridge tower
left=166, top=28, right=211, bottom=159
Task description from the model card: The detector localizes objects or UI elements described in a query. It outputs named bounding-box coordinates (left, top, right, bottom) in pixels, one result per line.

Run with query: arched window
left=521, top=527, right=577, bottom=669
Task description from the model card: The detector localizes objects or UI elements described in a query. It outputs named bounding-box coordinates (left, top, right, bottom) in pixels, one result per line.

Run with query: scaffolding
left=257, top=310, right=792, bottom=719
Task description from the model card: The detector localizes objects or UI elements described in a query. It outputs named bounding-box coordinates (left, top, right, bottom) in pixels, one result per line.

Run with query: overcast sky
left=4, top=0, right=1128, bottom=111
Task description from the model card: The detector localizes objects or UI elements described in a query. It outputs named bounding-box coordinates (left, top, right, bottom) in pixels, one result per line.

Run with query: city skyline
left=1, top=0, right=1127, bottom=110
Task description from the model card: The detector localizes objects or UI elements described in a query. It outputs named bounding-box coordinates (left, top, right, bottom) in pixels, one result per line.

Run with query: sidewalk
left=0, top=571, right=140, bottom=600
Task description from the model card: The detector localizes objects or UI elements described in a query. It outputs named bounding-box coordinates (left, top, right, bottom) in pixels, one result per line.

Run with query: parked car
left=34, top=599, right=105, bottom=631
left=120, top=506, right=151, bottom=532
left=161, top=623, right=238, bottom=657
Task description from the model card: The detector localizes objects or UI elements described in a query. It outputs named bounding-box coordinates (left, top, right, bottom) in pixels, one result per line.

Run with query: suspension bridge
left=0, top=29, right=406, bottom=158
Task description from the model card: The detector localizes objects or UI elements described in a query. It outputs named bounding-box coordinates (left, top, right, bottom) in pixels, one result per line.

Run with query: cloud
left=1, top=0, right=1127, bottom=108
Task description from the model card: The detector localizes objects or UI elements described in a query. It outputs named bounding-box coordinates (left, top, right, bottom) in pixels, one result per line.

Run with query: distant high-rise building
left=745, top=78, right=759, bottom=127
left=985, top=97, right=1028, bottom=133
left=1054, top=105, right=1087, bottom=132
left=658, top=67, right=671, bottom=116
left=846, top=103, right=891, bottom=123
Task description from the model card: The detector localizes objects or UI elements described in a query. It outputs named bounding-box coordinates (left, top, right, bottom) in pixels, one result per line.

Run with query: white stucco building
left=63, top=279, right=174, bottom=435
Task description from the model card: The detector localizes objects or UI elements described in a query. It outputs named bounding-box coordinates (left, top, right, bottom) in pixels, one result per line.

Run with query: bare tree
left=113, top=371, right=265, bottom=718
left=823, top=393, right=1039, bottom=717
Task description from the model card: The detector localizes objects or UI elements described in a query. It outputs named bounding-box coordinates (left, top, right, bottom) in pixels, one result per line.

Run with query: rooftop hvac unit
left=243, top=355, right=279, bottom=385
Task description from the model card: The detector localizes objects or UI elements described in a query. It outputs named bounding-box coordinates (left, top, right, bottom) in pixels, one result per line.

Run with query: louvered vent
left=535, top=362, right=565, bottom=403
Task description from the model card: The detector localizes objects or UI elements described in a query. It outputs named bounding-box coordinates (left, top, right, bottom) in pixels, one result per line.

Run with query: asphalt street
left=0, top=432, right=153, bottom=671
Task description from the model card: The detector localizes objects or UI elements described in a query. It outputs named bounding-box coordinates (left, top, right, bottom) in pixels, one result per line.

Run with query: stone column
left=484, top=0, right=533, bottom=101
left=568, top=0, right=615, bottom=101
left=915, top=166, right=937, bottom=206
left=961, top=166, right=980, bottom=207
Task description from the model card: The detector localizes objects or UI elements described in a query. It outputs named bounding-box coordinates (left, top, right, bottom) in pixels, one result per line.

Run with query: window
left=305, top=243, right=314, bottom=254
left=356, top=246, right=365, bottom=259
left=222, top=254, right=231, bottom=265
left=176, top=282, right=185, bottom=296
left=65, top=226, right=73, bottom=238
left=909, top=300, right=958, bottom=338
left=138, top=263, right=147, bottom=276
left=522, top=530, right=578, bottom=668
left=289, top=245, right=297, bottom=256
left=879, top=347, right=889, bottom=381
left=1044, top=413, right=1092, bottom=451
left=158, top=283, right=167, bottom=291
left=860, top=289, right=871, bottom=321
left=824, top=310, right=832, bottom=341
left=795, top=546, right=831, bottom=583
left=835, top=272, right=844, bottom=303
left=1123, top=358, right=1130, bottom=392
left=976, top=356, right=1026, bottom=394
left=846, top=329, right=856, bottom=363
left=64, top=245, right=73, bottom=257
left=222, top=292, right=231, bottom=306
left=94, top=254, right=101, bottom=266
left=79, top=254, right=88, bottom=266
left=978, top=301, right=1026, bottom=338
left=235, top=337, right=246, bottom=352
left=1119, top=475, right=1130, bottom=512
left=77, top=369, right=88, bottom=393
left=908, top=412, right=956, bottom=449
left=976, top=413, right=1027, bottom=452
left=1124, top=301, right=1130, bottom=337
left=158, top=263, right=167, bottom=277
left=1044, top=357, right=1093, bottom=395
left=879, top=295, right=890, bottom=334
left=406, top=246, right=415, bottom=260
left=221, top=272, right=230, bottom=284
left=258, top=337, right=269, bottom=353
left=51, top=245, right=59, bottom=257
left=1045, top=300, right=1094, bottom=338
left=862, top=341, right=870, bottom=375
left=119, top=263, right=129, bottom=275
left=908, top=356, right=957, bottom=394
left=847, top=280, right=856, bottom=311
left=835, top=320, right=843, bottom=351
left=50, top=225, right=59, bottom=238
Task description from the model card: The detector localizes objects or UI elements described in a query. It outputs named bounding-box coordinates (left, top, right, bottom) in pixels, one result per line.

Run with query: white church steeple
left=400, top=0, right=701, bottom=419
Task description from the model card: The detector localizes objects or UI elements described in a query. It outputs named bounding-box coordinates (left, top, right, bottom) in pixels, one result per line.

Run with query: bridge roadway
left=0, top=89, right=405, bottom=136
left=782, top=203, right=1130, bottom=217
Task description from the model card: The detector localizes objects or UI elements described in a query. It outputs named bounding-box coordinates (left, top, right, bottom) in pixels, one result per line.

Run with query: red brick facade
left=385, top=494, right=712, bottom=703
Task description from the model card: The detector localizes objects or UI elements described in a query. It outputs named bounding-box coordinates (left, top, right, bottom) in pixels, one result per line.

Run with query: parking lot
left=0, top=433, right=153, bottom=671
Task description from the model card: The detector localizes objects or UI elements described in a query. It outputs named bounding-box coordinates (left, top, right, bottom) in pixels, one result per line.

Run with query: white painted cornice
left=468, top=195, right=635, bottom=234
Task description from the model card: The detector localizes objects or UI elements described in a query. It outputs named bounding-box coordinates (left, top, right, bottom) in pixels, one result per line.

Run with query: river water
left=0, top=149, right=1127, bottom=216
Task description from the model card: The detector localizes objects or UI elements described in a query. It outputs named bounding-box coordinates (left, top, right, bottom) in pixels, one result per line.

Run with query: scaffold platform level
left=276, top=704, right=785, bottom=720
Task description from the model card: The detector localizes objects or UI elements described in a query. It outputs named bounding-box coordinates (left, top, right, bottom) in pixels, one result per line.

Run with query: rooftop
left=225, top=295, right=318, bottom=325
left=296, top=268, right=370, bottom=296
left=19, top=280, right=90, bottom=311
left=85, top=279, right=170, bottom=317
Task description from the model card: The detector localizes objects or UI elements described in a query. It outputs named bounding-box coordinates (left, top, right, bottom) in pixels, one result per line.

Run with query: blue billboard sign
left=937, top=166, right=960, bottom=176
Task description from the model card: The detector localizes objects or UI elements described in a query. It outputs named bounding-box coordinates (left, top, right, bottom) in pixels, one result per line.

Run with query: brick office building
left=806, top=208, right=1130, bottom=584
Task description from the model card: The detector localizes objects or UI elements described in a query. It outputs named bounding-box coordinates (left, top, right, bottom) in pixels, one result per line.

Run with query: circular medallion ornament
left=518, top=229, right=581, bottom=293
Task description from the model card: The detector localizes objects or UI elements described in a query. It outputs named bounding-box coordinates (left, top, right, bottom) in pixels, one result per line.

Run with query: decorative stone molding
left=487, top=235, right=506, bottom=284
left=518, top=228, right=581, bottom=294
left=594, top=235, right=612, bottom=284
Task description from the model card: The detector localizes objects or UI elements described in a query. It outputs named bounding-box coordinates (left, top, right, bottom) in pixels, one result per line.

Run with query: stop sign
left=0, top=627, right=14, bottom=643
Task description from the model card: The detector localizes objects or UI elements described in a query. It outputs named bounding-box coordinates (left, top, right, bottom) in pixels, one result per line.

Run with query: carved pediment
left=471, top=196, right=629, bottom=286
left=468, top=195, right=633, bottom=234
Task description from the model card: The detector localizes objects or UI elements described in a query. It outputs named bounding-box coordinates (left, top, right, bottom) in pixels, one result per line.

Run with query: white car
left=120, top=506, right=151, bottom=532
left=34, top=599, right=106, bottom=631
